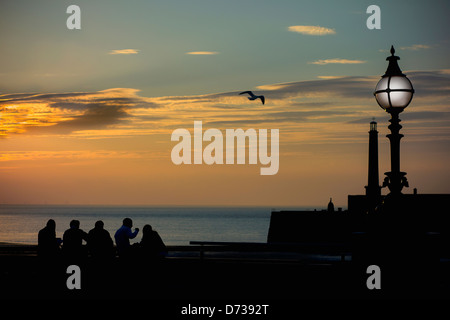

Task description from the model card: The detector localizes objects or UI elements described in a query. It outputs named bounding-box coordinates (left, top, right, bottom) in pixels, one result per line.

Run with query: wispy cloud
left=400, top=44, right=431, bottom=51
left=1, top=70, right=449, bottom=143
left=254, top=70, right=450, bottom=102
left=317, top=76, right=345, bottom=79
left=108, top=49, right=139, bottom=55
left=0, top=150, right=144, bottom=162
left=288, top=25, right=336, bottom=36
left=309, top=59, right=366, bottom=65
left=186, top=51, right=219, bottom=55
left=0, top=88, right=160, bottom=136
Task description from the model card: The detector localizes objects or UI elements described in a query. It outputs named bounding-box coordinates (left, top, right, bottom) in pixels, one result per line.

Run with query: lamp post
left=374, top=46, right=414, bottom=196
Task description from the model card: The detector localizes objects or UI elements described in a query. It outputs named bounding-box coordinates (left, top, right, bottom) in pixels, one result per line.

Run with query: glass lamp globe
left=374, top=46, right=414, bottom=111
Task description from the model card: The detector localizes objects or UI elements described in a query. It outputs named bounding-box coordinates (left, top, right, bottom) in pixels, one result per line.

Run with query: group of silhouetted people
left=38, top=218, right=167, bottom=262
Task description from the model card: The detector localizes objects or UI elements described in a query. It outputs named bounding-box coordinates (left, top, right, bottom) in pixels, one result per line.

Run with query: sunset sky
left=0, top=0, right=449, bottom=207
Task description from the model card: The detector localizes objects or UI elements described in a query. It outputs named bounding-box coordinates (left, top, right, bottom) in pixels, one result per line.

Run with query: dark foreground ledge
left=1, top=244, right=450, bottom=300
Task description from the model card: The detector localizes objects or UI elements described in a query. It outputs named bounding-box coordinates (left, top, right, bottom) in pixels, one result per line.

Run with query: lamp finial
left=390, top=45, right=395, bottom=56
left=383, top=46, right=404, bottom=77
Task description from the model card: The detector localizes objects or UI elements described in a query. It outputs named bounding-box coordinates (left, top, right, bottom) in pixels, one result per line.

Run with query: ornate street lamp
left=374, top=46, right=414, bottom=195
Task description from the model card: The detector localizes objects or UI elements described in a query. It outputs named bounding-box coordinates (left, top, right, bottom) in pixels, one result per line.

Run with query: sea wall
left=267, top=210, right=365, bottom=243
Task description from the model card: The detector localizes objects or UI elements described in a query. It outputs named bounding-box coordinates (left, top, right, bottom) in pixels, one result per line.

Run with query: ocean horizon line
left=0, top=203, right=344, bottom=210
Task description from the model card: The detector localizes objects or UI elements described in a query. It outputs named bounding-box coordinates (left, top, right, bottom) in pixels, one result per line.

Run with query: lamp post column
left=384, top=109, right=408, bottom=195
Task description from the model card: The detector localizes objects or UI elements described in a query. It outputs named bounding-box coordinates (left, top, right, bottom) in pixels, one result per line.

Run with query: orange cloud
left=400, top=44, right=431, bottom=51
left=0, top=88, right=160, bottom=137
left=186, top=51, right=219, bottom=55
left=288, top=25, right=336, bottom=36
left=309, top=59, right=366, bottom=65
left=108, top=49, right=139, bottom=55
left=0, top=150, right=144, bottom=162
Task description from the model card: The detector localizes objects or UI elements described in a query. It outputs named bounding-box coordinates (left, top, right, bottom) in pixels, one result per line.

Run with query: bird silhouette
left=239, top=91, right=265, bottom=105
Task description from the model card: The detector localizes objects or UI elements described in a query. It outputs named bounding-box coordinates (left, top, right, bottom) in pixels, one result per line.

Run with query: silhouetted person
left=88, top=220, right=114, bottom=259
left=62, top=220, right=88, bottom=261
left=139, top=224, right=167, bottom=260
left=37, top=219, right=62, bottom=295
left=38, top=219, right=61, bottom=258
left=114, top=218, right=139, bottom=257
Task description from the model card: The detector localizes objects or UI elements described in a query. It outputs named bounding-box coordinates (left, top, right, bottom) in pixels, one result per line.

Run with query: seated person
left=62, top=220, right=88, bottom=261
left=114, top=218, right=139, bottom=257
left=38, top=219, right=61, bottom=258
left=139, top=224, right=167, bottom=260
left=88, top=220, right=114, bottom=259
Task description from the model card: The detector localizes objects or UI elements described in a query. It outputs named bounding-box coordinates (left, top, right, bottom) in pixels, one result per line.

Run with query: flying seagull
left=239, top=91, right=265, bottom=105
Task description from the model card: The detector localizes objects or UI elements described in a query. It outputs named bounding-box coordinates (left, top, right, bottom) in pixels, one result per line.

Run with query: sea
left=0, top=205, right=314, bottom=246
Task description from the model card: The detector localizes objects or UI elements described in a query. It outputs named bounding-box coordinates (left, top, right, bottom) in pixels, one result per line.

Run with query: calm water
left=0, top=205, right=310, bottom=246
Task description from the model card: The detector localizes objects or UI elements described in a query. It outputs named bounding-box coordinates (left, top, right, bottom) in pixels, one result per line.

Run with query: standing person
left=38, top=219, right=61, bottom=258
left=62, top=220, right=88, bottom=261
left=114, top=218, right=139, bottom=257
left=139, top=224, right=167, bottom=260
left=87, top=220, right=114, bottom=259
